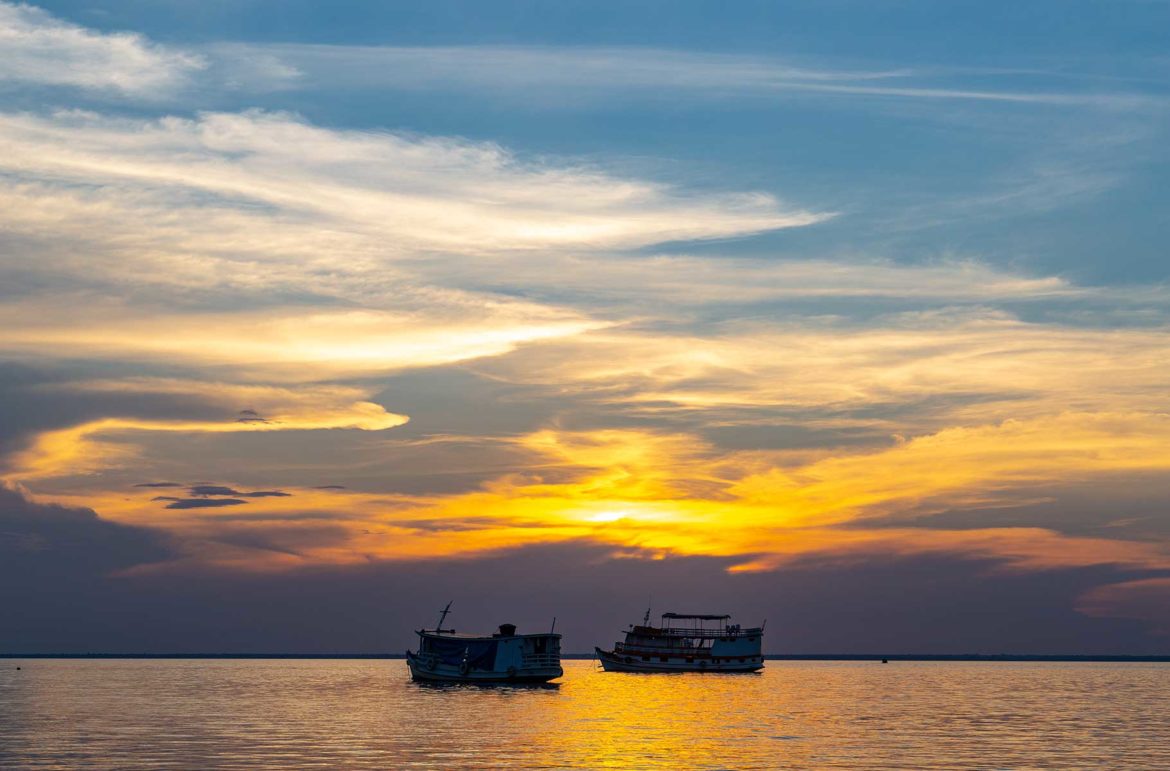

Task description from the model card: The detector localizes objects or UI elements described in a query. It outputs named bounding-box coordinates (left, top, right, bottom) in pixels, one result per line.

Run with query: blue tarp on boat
left=427, top=636, right=499, bottom=669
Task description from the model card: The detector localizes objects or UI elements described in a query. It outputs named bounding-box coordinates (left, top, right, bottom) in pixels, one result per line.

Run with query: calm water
left=1, top=659, right=1167, bottom=769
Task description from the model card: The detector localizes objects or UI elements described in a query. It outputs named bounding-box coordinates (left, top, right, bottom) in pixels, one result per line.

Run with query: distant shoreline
left=3, top=653, right=1168, bottom=662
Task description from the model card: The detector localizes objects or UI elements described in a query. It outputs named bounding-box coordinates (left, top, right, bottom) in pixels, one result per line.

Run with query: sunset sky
left=3, top=0, right=1170, bottom=654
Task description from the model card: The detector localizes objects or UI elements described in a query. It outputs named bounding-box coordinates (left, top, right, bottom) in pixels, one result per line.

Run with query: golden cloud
left=6, top=380, right=408, bottom=479
left=27, top=414, right=1170, bottom=576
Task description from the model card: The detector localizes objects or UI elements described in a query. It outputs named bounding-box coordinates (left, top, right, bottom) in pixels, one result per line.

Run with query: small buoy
left=881, top=658, right=888, bottom=664
left=15, top=666, right=20, bottom=670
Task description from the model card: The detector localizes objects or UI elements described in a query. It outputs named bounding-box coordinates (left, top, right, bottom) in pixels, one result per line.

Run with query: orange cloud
left=31, top=413, right=1170, bottom=576
left=5, top=380, right=408, bottom=480
left=0, top=304, right=603, bottom=380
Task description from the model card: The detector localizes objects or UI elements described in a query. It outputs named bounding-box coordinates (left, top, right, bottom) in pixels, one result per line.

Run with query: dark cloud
left=236, top=409, right=269, bottom=424
left=860, top=471, right=1170, bottom=540
left=0, top=483, right=176, bottom=651
left=208, top=525, right=352, bottom=558
left=198, top=511, right=349, bottom=522
left=313, top=485, right=346, bottom=490
left=0, top=484, right=172, bottom=571
left=0, top=361, right=240, bottom=463
left=187, top=485, right=291, bottom=498
left=163, top=498, right=249, bottom=509
left=370, top=366, right=560, bottom=441
left=3, top=534, right=1166, bottom=655
left=188, top=485, right=245, bottom=497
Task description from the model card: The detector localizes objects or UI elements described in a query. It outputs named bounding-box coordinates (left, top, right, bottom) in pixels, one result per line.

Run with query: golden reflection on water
left=1, top=659, right=1169, bottom=769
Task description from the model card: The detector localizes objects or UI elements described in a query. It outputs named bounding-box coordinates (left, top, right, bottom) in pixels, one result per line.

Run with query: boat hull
left=595, top=647, right=763, bottom=673
left=406, top=652, right=563, bottom=683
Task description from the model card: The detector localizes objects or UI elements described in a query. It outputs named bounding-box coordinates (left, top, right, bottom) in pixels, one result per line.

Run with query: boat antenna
left=643, top=598, right=651, bottom=627
left=550, top=616, right=557, bottom=634
left=436, top=601, right=453, bottom=633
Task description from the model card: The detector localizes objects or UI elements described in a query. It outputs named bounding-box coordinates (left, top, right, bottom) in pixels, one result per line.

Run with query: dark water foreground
left=1, top=659, right=1167, bottom=769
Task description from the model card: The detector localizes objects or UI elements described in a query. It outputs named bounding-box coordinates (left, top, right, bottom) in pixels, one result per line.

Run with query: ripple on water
left=0, top=660, right=1167, bottom=769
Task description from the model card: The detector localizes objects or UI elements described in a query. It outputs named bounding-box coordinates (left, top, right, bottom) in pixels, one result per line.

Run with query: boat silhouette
left=405, top=602, right=564, bottom=683
left=596, top=608, right=764, bottom=672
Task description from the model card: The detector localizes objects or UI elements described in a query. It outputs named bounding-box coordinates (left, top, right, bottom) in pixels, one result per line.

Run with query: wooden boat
left=406, top=603, right=563, bottom=683
left=596, top=610, right=764, bottom=672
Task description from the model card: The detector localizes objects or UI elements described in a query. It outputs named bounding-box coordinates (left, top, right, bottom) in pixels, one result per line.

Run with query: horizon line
left=3, top=653, right=1169, bottom=662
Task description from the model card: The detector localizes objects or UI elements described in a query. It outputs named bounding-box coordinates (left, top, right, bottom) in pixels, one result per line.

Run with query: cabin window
left=641, top=655, right=650, bottom=662
left=659, top=656, right=669, bottom=662
left=534, top=638, right=547, bottom=654
left=686, top=657, right=694, bottom=663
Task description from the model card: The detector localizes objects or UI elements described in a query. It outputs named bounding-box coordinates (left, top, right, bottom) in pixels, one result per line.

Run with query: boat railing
left=522, top=653, right=560, bottom=668
left=631, top=626, right=762, bottom=640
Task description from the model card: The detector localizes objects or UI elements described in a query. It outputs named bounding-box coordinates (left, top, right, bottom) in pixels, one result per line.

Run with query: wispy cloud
left=2, top=4, right=1169, bottom=636
left=210, top=43, right=1157, bottom=108
left=473, top=312, right=1170, bottom=427
left=0, top=1, right=204, bottom=96
left=442, top=255, right=1088, bottom=308
left=0, top=109, right=823, bottom=251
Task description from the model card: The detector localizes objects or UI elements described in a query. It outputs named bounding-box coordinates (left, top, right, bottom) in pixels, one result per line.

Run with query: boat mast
left=434, top=601, right=454, bottom=634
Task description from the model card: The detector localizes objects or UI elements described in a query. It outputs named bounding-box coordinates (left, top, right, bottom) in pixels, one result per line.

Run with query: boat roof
left=416, top=629, right=560, bottom=640
left=662, top=613, right=731, bottom=620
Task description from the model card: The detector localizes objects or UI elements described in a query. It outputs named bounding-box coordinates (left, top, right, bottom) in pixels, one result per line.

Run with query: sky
left=2, top=0, right=1170, bottom=654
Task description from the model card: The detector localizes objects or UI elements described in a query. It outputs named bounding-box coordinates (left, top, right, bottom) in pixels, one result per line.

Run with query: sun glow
left=14, top=413, right=1170, bottom=577
left=585, top=510, right=628, bottom=523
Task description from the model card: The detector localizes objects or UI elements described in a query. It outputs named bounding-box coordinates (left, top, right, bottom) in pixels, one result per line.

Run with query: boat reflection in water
left=405, top=603, right=563, bottom=683
left=596, top=609, right=764, bottom=672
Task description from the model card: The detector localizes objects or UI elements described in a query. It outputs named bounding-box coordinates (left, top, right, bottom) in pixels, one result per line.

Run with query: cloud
left=186, top=485, right=290, bottom=498
left=3, top=380, right=409, bottom=480
left=440, top=255, right=1089, bottom=309
left=0, top=109, right=824, bottom=256
left=0, top=2, right=204, bottom=96
left=472, top=311, right=1170, bottom=429
left=4, top=538, right=1159, bottom=654
left=0, top=480, right=172, bottom=573
left=1078, top=577, right=1170, bottom=636
left=0, top=3, right=1166, bottom=657
left=46, top=415, right=1167, bottom=578
left=210, top=44, right=1152, bottom=109
left=0, top=108, right=827, bottom=382
left=0, top=303, right=605, bottom=379
left=162, top=498, right=249, bottom=510
left=347, top=418, right=1170, bottom=573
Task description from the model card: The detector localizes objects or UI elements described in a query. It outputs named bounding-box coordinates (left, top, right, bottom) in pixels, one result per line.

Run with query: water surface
left=1, top=659, right=1166, bottom=769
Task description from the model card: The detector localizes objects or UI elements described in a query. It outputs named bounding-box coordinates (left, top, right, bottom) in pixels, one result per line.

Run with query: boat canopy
left=426, top=635, right=499, bottom=669
left=662, top=613, right=731, bottom=620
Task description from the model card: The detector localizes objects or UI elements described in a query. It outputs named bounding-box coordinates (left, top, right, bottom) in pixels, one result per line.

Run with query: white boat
left=405, top=603, right=563, bottom=683
left=595, top=610, right=764, bottom=672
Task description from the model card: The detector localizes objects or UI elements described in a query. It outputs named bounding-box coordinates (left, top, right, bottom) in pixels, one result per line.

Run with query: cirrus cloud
left=0, top=1, right=204, bottom=96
